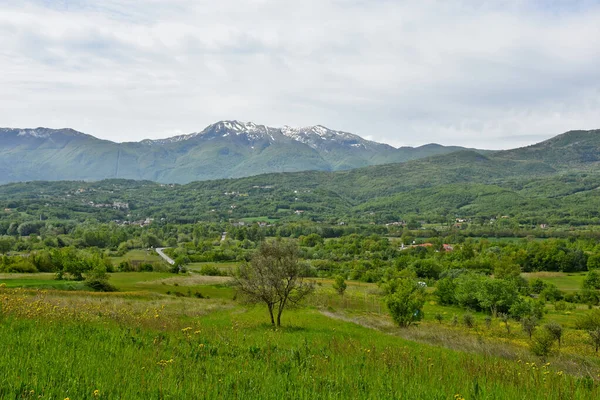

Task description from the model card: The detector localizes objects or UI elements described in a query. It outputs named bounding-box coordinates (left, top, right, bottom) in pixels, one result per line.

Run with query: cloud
left=0, top=0, right=599, bottom=149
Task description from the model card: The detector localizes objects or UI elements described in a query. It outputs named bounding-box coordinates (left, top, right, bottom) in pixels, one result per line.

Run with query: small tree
left=434, top=313, right=444, bottom=324
left=477, top=279, right=518, bottom=317
left=232, top=240, right=314, bottom=327
left=385, top=278, right=426, bottom=328
left=583, top=270, right=600, bottom=290
left=544, top=322, right=563, bottom=348
left=589, top=327, right=600, bottom=353
left=463, top=313, right=475, bottom=329
left=529, top=278, right=547, bottom=294
left=499, top=313, right=511, bottom=334
left=332, top=275, right=347, bottom=296
left=521, top=316, right=538, bottom=339
left=530, top=330, right=555, bottom=359
left=85, top=267, right=117, bottom=292
left=484, top=315, right=492, bottom=329
left=0, top=237, right=13, bottom=254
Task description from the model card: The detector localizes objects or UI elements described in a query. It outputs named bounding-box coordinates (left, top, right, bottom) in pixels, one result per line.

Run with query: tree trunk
left=276, top=305, right=283, bottom=327
left=276, top=299, right=287, bottom=327
left=268, top=304, right=275, bottom=326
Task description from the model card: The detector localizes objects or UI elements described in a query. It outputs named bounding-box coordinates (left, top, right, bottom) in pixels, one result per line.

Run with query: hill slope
left=496, top=129, right=600, bottom=168
left=5, top=134, right=600, bottom=228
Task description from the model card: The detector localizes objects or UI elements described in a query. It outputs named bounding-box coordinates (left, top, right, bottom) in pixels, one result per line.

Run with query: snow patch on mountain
left=0, top=128, right=84, bottom=139
left=142, top=120, right=380, bottom=150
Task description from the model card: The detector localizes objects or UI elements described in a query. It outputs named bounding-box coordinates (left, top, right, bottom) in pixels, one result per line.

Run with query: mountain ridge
left=0, top=121, right=482, bottom=184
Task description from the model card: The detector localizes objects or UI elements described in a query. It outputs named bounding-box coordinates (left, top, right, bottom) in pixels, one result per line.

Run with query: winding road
left=155, top=247, right=175, bottom=265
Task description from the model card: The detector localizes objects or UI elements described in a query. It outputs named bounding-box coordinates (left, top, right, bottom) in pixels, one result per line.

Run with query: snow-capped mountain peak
left=0, top=127, right=85, bottom=139
left=142, top=120, right=381, bottom=151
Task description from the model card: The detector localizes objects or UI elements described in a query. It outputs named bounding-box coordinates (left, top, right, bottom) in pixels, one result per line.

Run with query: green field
left=2, top=269, right=600, bottom=399
left=186, top=261, right=240, bottom=274
left=110, top=249, right=163, bottom=265
left=0, top=273, right=85, bottom=290
left=523, top=272, right=587, bottom=291
left=1, top=286, right=597, bottom=399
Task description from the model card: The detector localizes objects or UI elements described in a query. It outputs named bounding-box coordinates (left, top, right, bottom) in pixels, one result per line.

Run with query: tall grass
left=1, top=288, right=597, bottom=399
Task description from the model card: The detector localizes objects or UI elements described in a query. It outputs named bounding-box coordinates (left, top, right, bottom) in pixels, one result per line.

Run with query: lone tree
left=233, top=240, right=314, bottom=327
left=521, top=316, right=538, bottom=339
left=544, top=322, right=563, bottom=348
left=589, top=327, right=600, bottom=353
left=385, top=278, right=426, bottom=328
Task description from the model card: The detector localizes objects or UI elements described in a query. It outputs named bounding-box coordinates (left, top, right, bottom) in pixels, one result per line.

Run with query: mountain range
left=0, top=121, right=475, bottom=184
left=1, top=122, right=599, bottom=186
left=1, top=127, right=600, bottom=225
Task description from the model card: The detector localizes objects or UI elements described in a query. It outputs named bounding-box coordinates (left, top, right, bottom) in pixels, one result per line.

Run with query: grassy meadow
left=1, top=268, right=600, bottom=399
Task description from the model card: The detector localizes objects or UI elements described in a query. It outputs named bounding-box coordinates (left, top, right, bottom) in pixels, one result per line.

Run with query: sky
left=0, top=0, right=599, bottom=149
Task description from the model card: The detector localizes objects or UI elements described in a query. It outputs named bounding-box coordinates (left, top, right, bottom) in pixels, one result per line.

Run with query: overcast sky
left=1, top=0, right=599, bottom=149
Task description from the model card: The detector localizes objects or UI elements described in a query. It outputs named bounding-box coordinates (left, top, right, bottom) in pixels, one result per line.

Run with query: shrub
left=118, top=261, right=133, bottom=272
left=140, top=263, right=154, bottom=272
left=85, top=268, right=117, bottom=292
left=484, top=315, right=492, bottom=329
left=199, top=265, right=226, bottom=276
left=434, top=313, right=444, bottom=324
left=530, top=330, right=555, bottom=359
left=86, top=278, right=117, bottom=292
left=544, top=322, right=563, bottom=348
left=462, top=313, right=475, bottom=329
left=554, top=300, right=568, bottom=311
left=499, top=313, right=511, bottom=334
left=575, top=309, right=600, bottom=330
left=434, top=278, right=457, bottom=305
left=530, top=278, right=546, bottom=294
left=583, top=270, right=600, bottom=290
left=540, top=284, right=563, bottom=302
left=4, top=260, right=38, bottom=273
left=451, top=314, right=458, bottom=326
left=589, top=327, right=600, bottom=353
left=332, top=275, right=347, bottom=296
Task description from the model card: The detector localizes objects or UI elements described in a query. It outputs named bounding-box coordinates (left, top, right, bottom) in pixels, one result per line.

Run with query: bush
left=575, top=309, right=600, bottom=330
left=583, top=270, right=600, bottom=290
left=434, top=278, right=458, bottom=305
left=530, top=278, right=546, bottom=294
left=484, top=315, right=492, bottom=329
left=462, top=313, right=475, bottom=329
left=530, top=330, right=555, bottom=358
left=199, top=265, right=226, bottom=276
left=589, top=327, right=600, bottom=353
left=140, top=263, right=154, bottom=272
left=4, top=260, right=38, bottom=273
left=540, top=284, right=563, bottom=302
left=332, top=275, right=347, bottom=296
left=118, top=261, right=133, bottom=272
left=86, top=278, right=117, bottom=292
